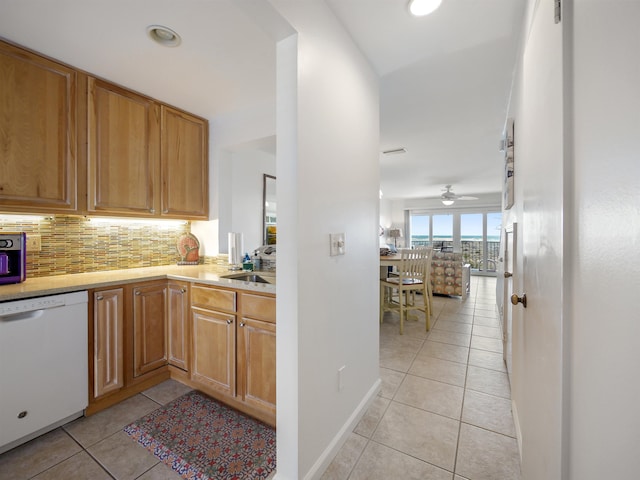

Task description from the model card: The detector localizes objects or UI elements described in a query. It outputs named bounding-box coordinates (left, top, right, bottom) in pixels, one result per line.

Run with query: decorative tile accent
left=0, top=215, right=231, bottom=278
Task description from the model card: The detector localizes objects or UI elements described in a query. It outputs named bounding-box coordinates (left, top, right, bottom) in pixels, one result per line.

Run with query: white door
left=510, top=1, right=565, bottom=478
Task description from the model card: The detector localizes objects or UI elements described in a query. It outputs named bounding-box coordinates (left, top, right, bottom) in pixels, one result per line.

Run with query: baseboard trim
left=301, top=378, right=382, bottom=480
left=512, top=398, right=523, bottom=462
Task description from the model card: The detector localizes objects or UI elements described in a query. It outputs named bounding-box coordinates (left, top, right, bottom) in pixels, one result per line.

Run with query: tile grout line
left=450, top=293, right=475, bottom=479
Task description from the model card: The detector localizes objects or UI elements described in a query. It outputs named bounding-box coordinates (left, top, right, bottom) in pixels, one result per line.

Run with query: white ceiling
left=325, top=0, right=526, bottom=201
left=0, top=0, right=525, bottom=203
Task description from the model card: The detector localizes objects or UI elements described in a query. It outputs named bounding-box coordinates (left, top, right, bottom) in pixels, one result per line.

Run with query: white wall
left=379, top=197, right=393, bottom=246
left=191, top=102, right=276, bottom=256
left=271, top=1, right=381, bottom=478
left=568, top=1, right=640, bottom=478
left=228, top=148, right=276, bottom=253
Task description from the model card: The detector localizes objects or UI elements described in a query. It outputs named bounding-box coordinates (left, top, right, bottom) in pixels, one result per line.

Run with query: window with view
left=409, top=210, right=501, bottom=275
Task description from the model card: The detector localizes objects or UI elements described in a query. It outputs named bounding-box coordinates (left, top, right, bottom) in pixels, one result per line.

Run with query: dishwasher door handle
left=0, top=310, right=45, bottom=322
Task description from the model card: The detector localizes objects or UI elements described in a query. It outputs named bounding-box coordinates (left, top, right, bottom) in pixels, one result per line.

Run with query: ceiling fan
left=440, top=185, right=478, bottom=206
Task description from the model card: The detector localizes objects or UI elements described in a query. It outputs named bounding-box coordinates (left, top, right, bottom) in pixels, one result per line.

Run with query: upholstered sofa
left=430, top=252, right=471, bottom=299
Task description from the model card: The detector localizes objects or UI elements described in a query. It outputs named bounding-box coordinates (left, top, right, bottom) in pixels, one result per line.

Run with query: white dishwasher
left=0, top=291, right=88, bottom=454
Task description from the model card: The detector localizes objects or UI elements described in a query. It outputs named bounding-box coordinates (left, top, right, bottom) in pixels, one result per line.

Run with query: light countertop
left=0, top=265, right=276, bottom=302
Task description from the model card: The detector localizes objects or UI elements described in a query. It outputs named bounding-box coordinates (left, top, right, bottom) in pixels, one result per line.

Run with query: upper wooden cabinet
left=87, top=79, right=209, bottom=219
left=0, top=39, right=208, bottom=219
left=87, top=78, right=160, bottom=216
left=161, top=106, right=208, bottom=218
left=0, top=41, right=78, bottom=213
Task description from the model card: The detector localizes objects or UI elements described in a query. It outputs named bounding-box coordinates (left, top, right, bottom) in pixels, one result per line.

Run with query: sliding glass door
left=486, top=212, right=501, bottom=272
left=408, top=210, right=501, bottom=275
left=433, top=214, right=453, bottom=252
left=461, top=213, right=483, bottom=268
left=409, top=213, right=429, bottom=247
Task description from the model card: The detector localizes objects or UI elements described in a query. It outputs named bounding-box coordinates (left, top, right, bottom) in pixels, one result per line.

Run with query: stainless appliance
left=0, top=291, right=88, bottom=454
left=0, top=233, right=26, bottom=285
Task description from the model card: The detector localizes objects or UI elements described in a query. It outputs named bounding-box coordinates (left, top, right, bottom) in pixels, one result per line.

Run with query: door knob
left=511, top=293, right=527, bottom=308
left=504, top=272, right=513, bottom=278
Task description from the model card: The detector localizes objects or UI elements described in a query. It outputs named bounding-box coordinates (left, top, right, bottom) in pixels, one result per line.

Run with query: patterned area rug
left=124, top=390, right=276, bottom=479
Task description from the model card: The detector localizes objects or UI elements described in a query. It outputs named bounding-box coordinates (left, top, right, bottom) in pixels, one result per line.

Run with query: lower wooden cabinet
left=91, top=288, right=124, bottom=399
left=88, top=279, right=274, bottom=424
left=88, top=281, right=171, bottom=414
left=167, top=281, right=190, bottom=371
left=132, top=282, right=167, bottom=377
left=238, top=292, right=276, bottom=417
left=191, top=308, right=236, bottom=396
left=189, top=285, right=276, bottom=424
left=238, top=316, right=276, bottom=415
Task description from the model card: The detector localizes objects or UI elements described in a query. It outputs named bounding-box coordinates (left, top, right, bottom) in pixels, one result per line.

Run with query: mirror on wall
left=263, top=174, right=276, bottom=245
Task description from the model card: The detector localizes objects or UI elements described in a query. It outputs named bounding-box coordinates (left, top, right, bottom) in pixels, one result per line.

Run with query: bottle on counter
left=253, top=253, right=261, bottom=271
left=242, top=253, right=254, bottom=271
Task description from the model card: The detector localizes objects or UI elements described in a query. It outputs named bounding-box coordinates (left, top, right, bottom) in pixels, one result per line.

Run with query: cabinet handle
left=150, top=208, right=155, bottom=214
left=180, top=288, right=187, bottom=293
left=226, top=319, right=233, bottom=325
left=96, top=296, right=104, bottom=301
left=135, top=291, right=141, bottom=296
left=239, top=322, right=245, bottom=327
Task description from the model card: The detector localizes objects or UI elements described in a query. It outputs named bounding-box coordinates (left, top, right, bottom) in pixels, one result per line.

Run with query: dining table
left=379, top=254, right=400, bottom=279
left=379, top=254, right=400, bottom=267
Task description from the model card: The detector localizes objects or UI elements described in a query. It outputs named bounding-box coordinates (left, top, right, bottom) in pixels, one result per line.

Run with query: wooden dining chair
left=380, top=247, right=432, bottom=334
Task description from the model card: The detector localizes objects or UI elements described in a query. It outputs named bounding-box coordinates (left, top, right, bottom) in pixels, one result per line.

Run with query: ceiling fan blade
left=457, top=195, right=479, bottom=200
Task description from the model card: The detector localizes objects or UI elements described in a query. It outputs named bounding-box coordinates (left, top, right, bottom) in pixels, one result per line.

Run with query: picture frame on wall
left=504, top=118, right=515, bottom=210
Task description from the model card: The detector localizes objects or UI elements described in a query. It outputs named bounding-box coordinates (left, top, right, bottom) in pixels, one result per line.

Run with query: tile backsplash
left=0, top=215, right=218, bottom=278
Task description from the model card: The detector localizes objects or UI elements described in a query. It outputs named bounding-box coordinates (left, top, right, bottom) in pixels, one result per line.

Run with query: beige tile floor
left=0, top=276, right=519, bottom=480
left=322, top=276, right=522, bottom=480
left=0, top=380, right=194, bottom=480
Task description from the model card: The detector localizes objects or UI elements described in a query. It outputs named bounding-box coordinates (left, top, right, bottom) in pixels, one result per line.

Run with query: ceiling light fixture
left=441, top=199, right=455, bottom=206
left=147, top=25, right=182, bottom=47
left=382, top=148, right=407, bottom=155
left=408, top=0, right=442, bottom=17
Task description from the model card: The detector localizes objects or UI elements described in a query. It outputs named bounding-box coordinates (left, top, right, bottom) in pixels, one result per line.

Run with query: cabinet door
left=161, top=105, right=208, bottom=219
left=0, top=41, right=77, bottom=212
left=191, top=308, right=236, bottom=396
left=167, top=281, right=189, bottom=371
left=93, top=288, right=124, bottom=398
left=238, top=317, right=276, bottom=415
left=132, top=284, right=167, bottom=377
left=87, top=77, right=160, bottom=216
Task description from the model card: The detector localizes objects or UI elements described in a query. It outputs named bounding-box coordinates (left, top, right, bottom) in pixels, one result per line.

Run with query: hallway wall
left=568, top=1, right=640, bottom=478
left=271, top=2, right=381, bottom=478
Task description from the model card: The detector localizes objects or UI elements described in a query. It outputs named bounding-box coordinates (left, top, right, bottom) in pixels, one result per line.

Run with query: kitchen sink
left=221, top=273, right=275, bottom=284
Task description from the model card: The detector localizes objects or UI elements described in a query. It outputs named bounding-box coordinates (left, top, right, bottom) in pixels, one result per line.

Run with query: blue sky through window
left=432, top=214, right=452, bottom=239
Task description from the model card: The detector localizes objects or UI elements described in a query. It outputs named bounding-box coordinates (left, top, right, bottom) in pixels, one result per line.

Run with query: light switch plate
left=330, top=233, right=345, bottom=256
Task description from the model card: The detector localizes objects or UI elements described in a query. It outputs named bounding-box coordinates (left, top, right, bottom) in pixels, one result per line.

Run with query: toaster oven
left=0, top=233, right=26, bottom=285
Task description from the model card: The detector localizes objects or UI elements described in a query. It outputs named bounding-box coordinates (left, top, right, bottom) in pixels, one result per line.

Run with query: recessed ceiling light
left=147, top=25, right=182, bottom=47
left=408, top=0, right=442, bottom=17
